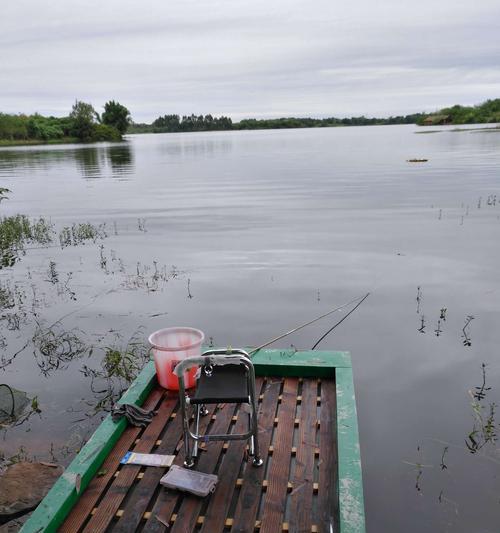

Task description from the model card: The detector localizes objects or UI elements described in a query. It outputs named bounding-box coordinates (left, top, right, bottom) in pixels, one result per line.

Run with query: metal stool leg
left=179, top=381, right=195, bottom=468
left=182, top=417, right=195, bottom=468
left=248, top=410, right=255, bottom=456
left=193, top=404, right=201, bottom=459
left=248, top=376, right=263, bottom=467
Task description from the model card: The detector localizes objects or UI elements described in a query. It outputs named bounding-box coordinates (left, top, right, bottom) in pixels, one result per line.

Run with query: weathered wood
left=199, top=378, right=264, bottom=533
left=259, top=378, right=299, bottom=533
left=318, top=378, right=338, bottom=532
left=141, top=403, right=218, bottom=533
left=111, top=399, right=184, bottom=533
left=230, top=378, right=281, bottom=533
left=169, top=401, right=238, bottom=533
left=59, top=388, right=164, bottom=533
left=82, top=392, right=177, bottom=533
left=288, top=378, right=317, bottom=532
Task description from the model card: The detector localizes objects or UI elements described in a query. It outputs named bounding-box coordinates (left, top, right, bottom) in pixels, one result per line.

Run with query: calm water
left=1, top=125, right=499, bottom=531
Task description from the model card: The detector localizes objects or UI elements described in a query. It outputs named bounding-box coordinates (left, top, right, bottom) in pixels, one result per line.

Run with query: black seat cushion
left=191, top=364, right=250, bottom=404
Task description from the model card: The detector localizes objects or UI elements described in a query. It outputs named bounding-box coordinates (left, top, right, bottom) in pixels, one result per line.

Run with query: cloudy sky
left=1, top=0, right=499, bottom=122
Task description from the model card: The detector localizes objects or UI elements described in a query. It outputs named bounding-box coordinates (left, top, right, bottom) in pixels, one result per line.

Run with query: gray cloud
left=1, top=0, right=499, bottom=121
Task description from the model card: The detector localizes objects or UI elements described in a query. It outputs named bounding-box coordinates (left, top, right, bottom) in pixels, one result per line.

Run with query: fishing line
left=248, top=293, right=369, bottom=356
left=311, top=292, right=370, bottom=349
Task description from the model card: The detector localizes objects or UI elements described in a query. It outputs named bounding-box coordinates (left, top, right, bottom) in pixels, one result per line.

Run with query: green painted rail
left=21, top=348, right=365, bottom=533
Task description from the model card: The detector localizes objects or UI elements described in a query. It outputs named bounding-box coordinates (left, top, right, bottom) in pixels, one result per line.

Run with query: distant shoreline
left=0, top=122, right=414, bottom=147
left=2, top=98, right=498, bottom=147
left=0, top=137, right=129, bottom=148
left=2, top=122, right=500, bottom=148
left=0, top=136, right=80, bottom=148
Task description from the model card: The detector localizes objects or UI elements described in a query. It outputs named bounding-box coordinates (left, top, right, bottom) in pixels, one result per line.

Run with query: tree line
left=129, top=98, right=500, bottom=134
left=129, top=112, right=425, bottom=134
left=0, top=100, right=131, bottom=143
left=2, top=98, right=498, bottom=144
left=416, top=99, right=500, bottom=125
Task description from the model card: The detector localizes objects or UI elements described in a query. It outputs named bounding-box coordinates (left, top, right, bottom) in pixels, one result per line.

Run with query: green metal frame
left=21, top=349, right=365, bottom=533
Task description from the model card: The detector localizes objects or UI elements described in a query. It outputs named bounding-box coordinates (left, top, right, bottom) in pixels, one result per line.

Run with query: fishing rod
left=248, top=292, right=370, bottom=356
left=311, top=292, right=370, bottom=349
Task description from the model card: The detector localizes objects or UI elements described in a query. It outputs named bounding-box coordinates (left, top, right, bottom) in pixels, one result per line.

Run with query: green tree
left=69, top=101, right=98, bottom=141
left=101, top=101, right=131, bottom=135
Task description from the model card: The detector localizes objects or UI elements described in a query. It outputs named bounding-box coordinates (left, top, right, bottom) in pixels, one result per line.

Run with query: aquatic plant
left=462, top=315, right=474, bottom=346
left=416, top=286, right=422, bottom=314
left=80, top=329, right=150, bottom=412
left=466, top=363, right=497, bottom=453
left=59, top=222, right=107, bottom=248
left=0, top=188, right=11, bottom=203
left=33, top=322, right=89, bottom=376
left=46, top=261, right=59, bottom=284
left=0, top=215, right=54, bottom=268
left=137, top=218, right=147, bottom=232
left=122, top=261, right=184, bottom=292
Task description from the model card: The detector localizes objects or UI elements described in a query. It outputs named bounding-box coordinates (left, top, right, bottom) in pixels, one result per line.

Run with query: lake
left=0, top=125, right=499, bottom=531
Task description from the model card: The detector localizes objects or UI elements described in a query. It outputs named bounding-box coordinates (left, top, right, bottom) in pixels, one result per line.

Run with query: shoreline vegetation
left=0, top=100, right=131, bottom=147
left=1, top=98, right=498, bottom=147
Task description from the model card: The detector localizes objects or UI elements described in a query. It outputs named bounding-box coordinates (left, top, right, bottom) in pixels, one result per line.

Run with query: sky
left=1, top=0, right=500, bottom=122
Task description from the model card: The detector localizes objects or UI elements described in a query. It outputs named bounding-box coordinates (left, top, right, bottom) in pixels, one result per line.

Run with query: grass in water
left=0, top=215, right=54, bottom=268
left=59, top=222, right=107, bottom=247
left=81, top=329, right=150, bottom=412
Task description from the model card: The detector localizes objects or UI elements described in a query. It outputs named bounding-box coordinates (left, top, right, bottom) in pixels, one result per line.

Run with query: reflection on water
left=108, top=145, right=133, bottom=175
left=74, top=147, right=102, bottom=178
left=74, top=145, right=134, bottom=179
left=158, top=136, right=233, bottom=158
left=0, top=142, right=134, bottom=179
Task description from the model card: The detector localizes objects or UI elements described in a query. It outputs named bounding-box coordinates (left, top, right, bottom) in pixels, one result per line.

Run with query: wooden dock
left=21, top=349, right=365, bottom=533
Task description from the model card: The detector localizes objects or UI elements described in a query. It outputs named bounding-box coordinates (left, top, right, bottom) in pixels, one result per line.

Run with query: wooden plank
left=169, top=401, right=238, bottom=533
left=141, top=403, right=218, bottom=533
left=21, top=361, right=157, bottom=533
left=288, top=379, right=317, bottom=532
left=336, top=367, right=365, bottom=533
left=111, top=402, right=184, bottom=532
left=230, top=378, right=281, bottom=533
left=60, top=388, right=164, bottom=532
left=259, top=378, right=299, bottom=533
left=317, top=379, right=338, bottom=532
left=82, top=392, right=177, bottom=533
left=199, top=378, right=264, bottom=533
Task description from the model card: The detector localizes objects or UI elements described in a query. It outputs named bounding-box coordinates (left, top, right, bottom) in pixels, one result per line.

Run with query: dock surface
left=60, top=376, right=339, bottom=533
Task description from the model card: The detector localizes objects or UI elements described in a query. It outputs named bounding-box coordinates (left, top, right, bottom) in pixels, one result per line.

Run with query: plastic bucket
left=148, top=327, right=204, bottom=390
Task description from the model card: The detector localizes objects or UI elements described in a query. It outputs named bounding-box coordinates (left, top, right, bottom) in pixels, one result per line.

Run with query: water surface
left=1, top=125, right=499, bottom=531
